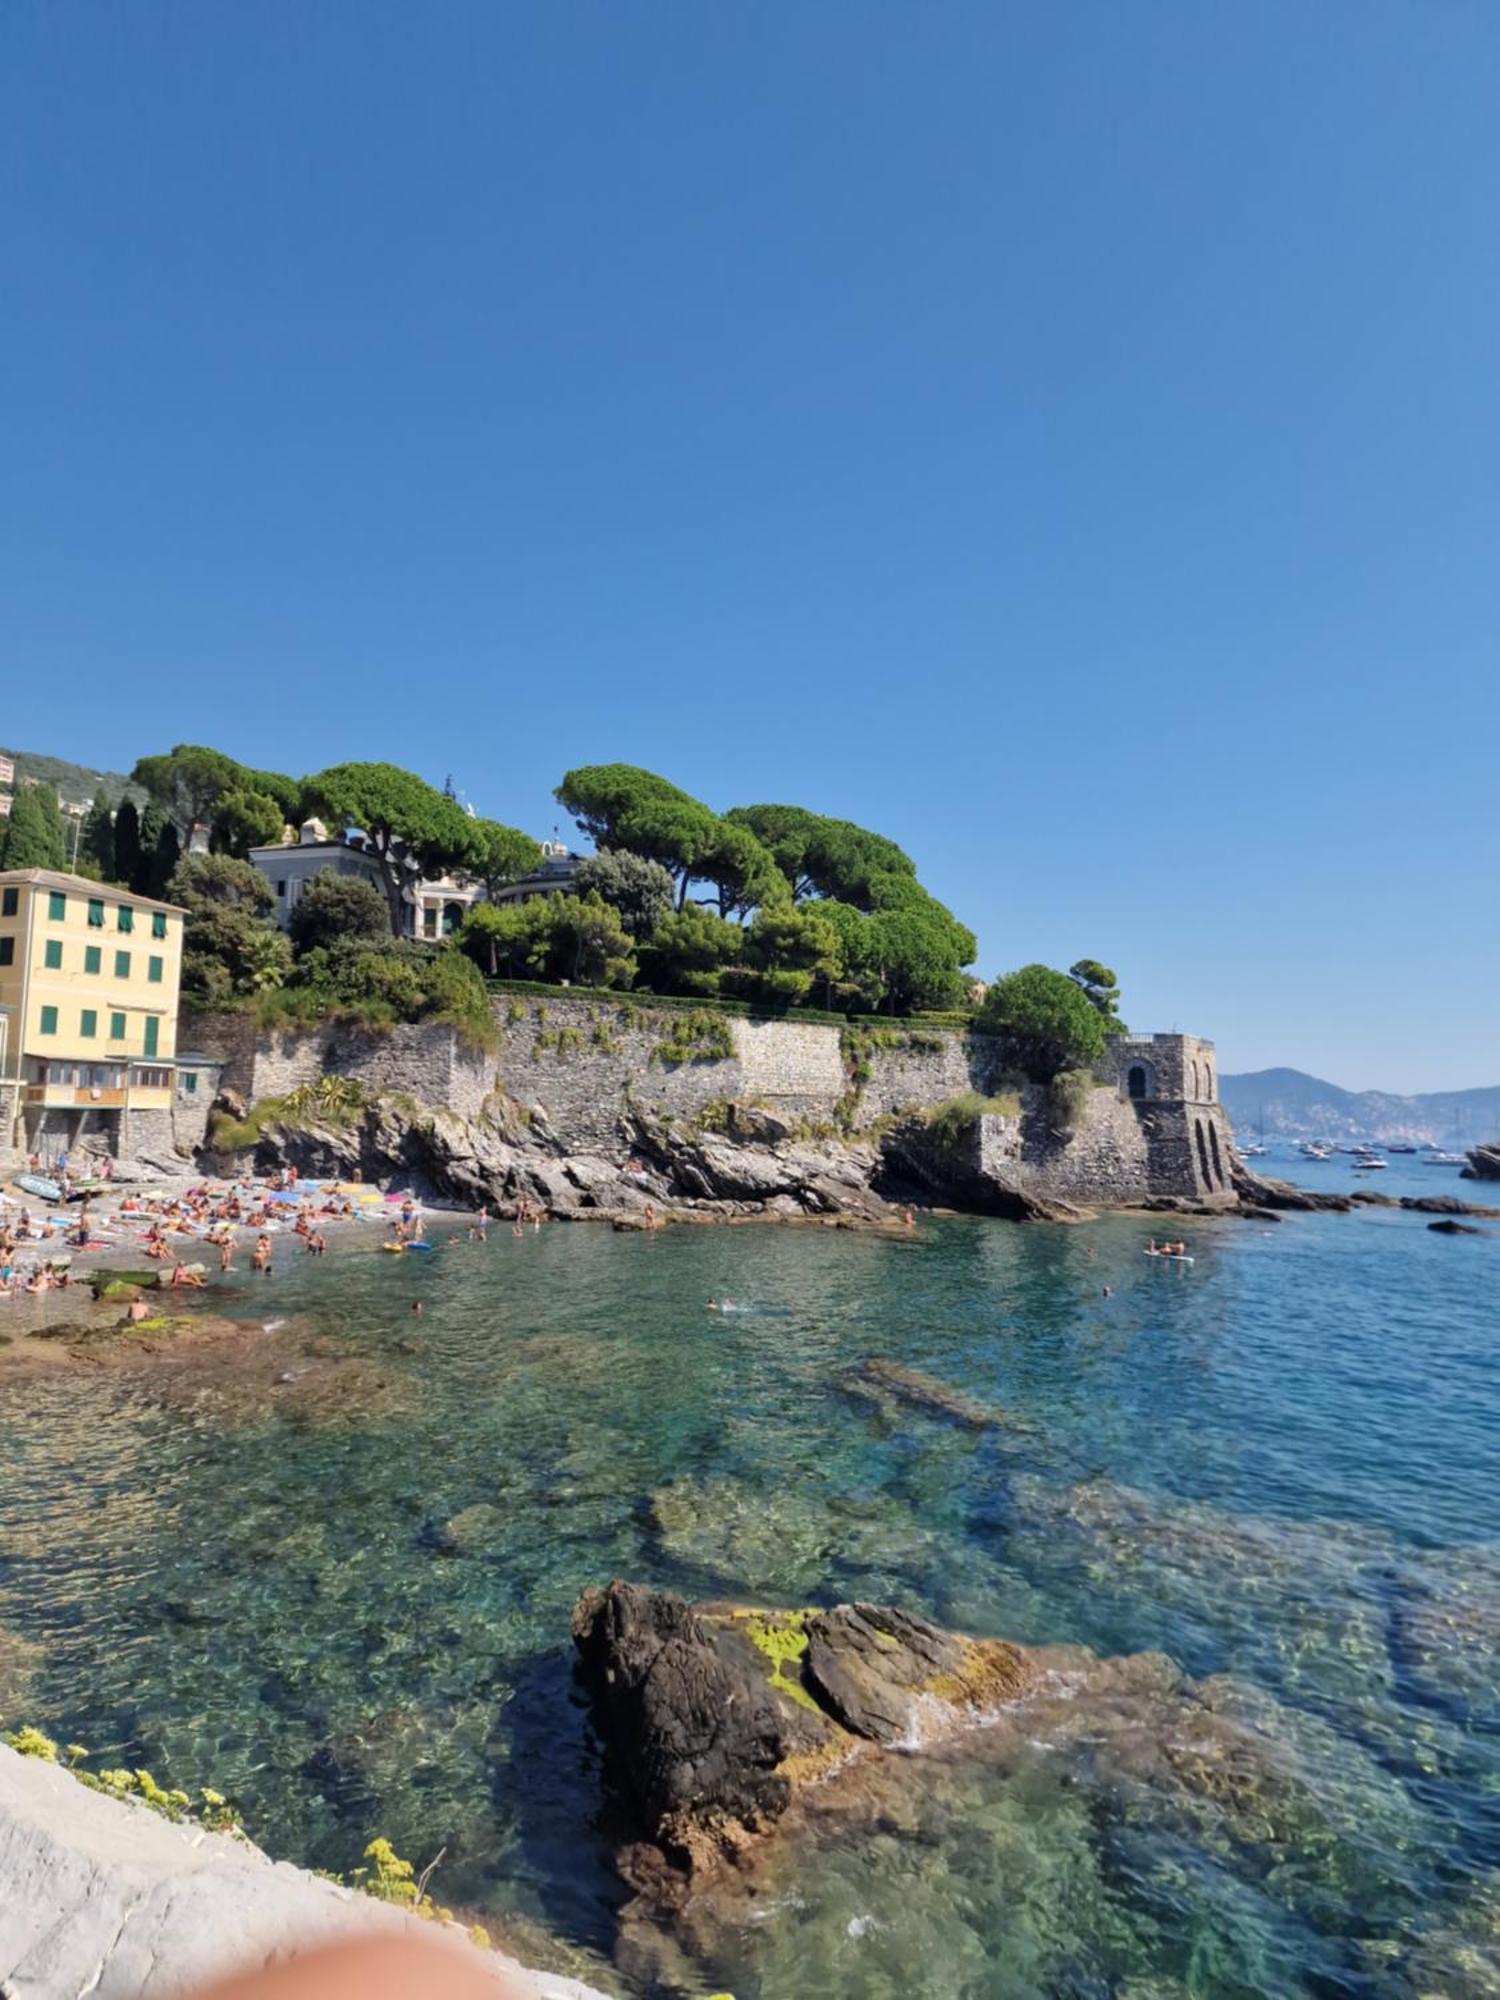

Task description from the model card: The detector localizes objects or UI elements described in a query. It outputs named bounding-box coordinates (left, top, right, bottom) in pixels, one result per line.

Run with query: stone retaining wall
left=183, top=996, right=1237, bottom=1206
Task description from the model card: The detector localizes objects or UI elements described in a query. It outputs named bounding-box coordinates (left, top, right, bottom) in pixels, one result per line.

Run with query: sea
left=2, top=1146, right=1497, bottom=1997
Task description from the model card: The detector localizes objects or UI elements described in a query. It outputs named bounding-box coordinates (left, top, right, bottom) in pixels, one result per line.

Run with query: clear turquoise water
left=3, top=1194, right=1499, bottom=1997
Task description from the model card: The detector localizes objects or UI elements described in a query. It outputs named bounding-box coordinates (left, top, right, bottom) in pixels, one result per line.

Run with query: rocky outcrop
left=0, top=1743, right=605, bottom=2000
left=206, top=1092, right=909, bottom=1230
left=1231, top=1166, right=1353, bottom=1213
left=571, top=1582, right=1033, bottom=1890
left=1463, top=1144, right=1500, bottom=1181
left=879, top=1115, right=1087, bottom=1221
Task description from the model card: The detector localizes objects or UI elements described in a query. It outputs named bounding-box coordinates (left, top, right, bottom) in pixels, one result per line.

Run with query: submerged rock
left=841, top=1358, right=1016, bottom=1431
left=0, top=1623, right=43, bottom=1715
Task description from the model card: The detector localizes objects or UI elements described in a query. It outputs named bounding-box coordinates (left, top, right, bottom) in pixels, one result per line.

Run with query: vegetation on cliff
left=76, top=736, right=1127, bottom=1034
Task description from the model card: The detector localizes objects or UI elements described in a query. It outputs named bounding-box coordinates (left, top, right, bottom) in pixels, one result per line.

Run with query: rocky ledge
left=0, top=1742, right=604, bottom=2000
left=205, top=1088, right=1075, bottom=1229
left=1464, top=1143, right=1500, bottom=1182
left=571, top=1581, right=1036, bottom=1900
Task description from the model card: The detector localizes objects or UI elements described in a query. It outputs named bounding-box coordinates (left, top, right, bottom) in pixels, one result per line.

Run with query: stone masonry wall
left=183, top=995, right=1237, bottom=1204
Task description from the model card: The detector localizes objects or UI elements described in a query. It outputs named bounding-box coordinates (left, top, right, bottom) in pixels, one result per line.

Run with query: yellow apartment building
left=0, top=869, right=186, bottom=1165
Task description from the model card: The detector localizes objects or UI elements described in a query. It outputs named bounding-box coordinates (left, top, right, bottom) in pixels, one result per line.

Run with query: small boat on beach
left=15, top=1173, right=62, bottom=1203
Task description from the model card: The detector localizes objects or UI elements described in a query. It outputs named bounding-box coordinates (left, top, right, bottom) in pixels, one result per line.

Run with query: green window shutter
left=84, top=945, right=101, bottom=974
left=184, top=1071, right=198, bottom=1094
left=148, top=955, right=163, bottom=983
left=48, top=891, right=66, bottom=921
left=115, top=949, right=131, bottom=979
left=88, top=899, right=104, bottom=927
left=80, top=1009, right=97, bottom=1039
left=109, top=1011, right=126, bottom=1041
left=152, top=912, right=167, bottom=939
left=0, top=937, right=14, bottom=967
left=118, top=905, right=134, bottom=933
left=143, top=1015, right=160, bottom=1057
left=1, top=887, right=17, bottom=916
left=40, top=1005, right=58, bottom=1035
left=44, top=939, right=63, bottom=969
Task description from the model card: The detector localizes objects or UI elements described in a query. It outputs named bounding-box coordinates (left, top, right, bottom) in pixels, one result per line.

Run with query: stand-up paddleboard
left=1144, top=1250, right=1195, bottom=1264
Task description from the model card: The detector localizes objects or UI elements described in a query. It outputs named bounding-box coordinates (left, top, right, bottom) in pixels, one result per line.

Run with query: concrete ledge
left=0, top=1745, right=607, bottom=2000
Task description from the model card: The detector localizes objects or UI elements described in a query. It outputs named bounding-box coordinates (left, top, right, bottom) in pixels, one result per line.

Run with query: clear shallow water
left=2, top=1200, right=1499, bottom=1997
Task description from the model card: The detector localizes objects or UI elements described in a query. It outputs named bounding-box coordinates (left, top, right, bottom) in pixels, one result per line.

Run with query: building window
left=117, top=905, right=134, bottom=933
left=88, top=898, right=105, bottom=928
left=1127, top=1065, right=1149, bottom=1100
left=81, top=1009, right=97, bottom=1039
left=1, top=887, right=16, bottom=916
left=48, top=891, right=66, bottom=921
left=148, top=954, right=163, bottom=983
left=115, top=949, right=131, bottom=979
left=109, top=1012, right=126, bottom=1042
left=84, top=945, right=101, bottom=974
left=0, top=937, right=13, bottom=967
left=275, top=880, right=286, bottom=897
left=152, top=911, right=167, bottom=939
left=143, top=1015, right=159, bottom=1058
left=40, top=1005, right=58, bottom=1035
left=183, top=1071, right=198, bottom=1095
left=44, top=939, right=63, bottom=970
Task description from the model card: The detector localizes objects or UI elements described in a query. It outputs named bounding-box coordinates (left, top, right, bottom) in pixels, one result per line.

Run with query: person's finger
left=188, top=1933, right=527, bottom=2000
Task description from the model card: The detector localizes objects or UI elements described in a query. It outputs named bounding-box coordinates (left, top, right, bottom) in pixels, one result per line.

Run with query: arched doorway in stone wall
left=1127, top=1063, right=1153, bottom=1101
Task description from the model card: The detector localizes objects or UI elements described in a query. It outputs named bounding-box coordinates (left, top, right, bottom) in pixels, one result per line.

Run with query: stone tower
left=1110, top=1033, right=1236, bottom=1203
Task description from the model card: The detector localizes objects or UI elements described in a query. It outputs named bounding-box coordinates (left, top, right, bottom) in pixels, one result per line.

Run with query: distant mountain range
left=1221, top=1068, right=1500, bottom=1147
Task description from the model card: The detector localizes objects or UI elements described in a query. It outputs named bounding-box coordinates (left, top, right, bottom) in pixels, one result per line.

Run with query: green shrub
left=924, top=1091, right=1021, bottom=1148
left=1049, top=1068, right=1096, bottom=1131
left=655, top=1009, right=734, bottom=1066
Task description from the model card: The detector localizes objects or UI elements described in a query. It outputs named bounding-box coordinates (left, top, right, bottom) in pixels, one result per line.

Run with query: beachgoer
left=219, top=1239, right=235, bottom=1272
left=252, top=1233, right=272, bottom=1273
left=1102, top=1285, right=1112, bottom=1297
left=411, top=1299, right=423, bottom=1317
left=127, top=1298, right=150, bottom=1322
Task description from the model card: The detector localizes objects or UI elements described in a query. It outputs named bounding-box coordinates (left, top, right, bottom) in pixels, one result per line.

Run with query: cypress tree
left=0, top=784, right=66, bottom=870
left=150, top=821, right=182, bottom=899
left=135, top=803, right=168, bottom=895
left=80, top=794, right=115, bottom=880
left=113, top=799, right=142, bottom=890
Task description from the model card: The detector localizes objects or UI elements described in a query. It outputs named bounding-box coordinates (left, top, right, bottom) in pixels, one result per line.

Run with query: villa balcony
left=23, top=1082, right=128, bottom=1109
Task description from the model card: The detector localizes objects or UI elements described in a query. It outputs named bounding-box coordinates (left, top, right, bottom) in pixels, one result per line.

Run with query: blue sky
left=2, top=2, right=1496, bottom=1092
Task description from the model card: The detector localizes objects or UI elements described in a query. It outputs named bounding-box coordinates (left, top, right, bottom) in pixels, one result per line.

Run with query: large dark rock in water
left=571, top=1581, right=1033, bottom=1881
left=1463, top=1144, right=1500, bottom=1181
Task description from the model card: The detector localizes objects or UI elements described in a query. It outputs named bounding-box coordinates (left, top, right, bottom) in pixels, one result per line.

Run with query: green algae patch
left=737, top=1609, right=820, bottom=1713
left=89, top=1269, right=161, bottom=1300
